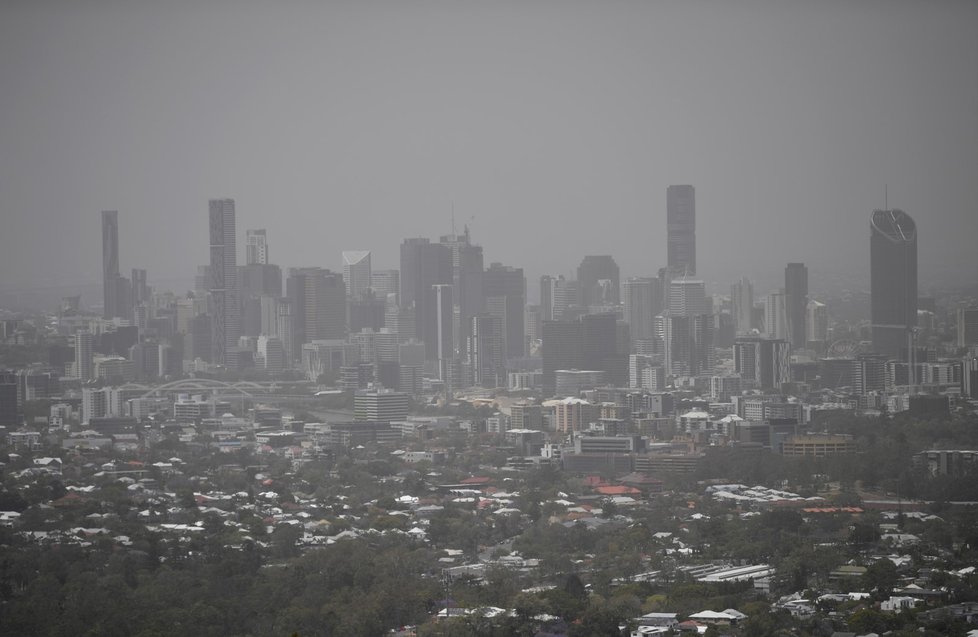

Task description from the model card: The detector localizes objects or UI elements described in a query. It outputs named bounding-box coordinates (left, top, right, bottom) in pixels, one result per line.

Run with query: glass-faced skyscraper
left=870, top=209, right=917, bottom=360
left=667, top=185, right=696, bottom=276
left=101, top=210, right=120, bottom=319
left=209, top=199, right=240, bottom=365
left=784, top=263, right=808, bottom=350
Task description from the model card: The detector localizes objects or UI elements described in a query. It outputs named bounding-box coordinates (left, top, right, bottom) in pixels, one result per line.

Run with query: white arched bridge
left=119, top=379, right=271, bottom=400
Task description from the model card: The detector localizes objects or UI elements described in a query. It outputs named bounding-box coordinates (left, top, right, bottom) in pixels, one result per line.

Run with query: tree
left=863, top=558, right=899, bottom=597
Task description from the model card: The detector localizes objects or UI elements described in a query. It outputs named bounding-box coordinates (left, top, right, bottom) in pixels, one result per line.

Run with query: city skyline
left=2, top=1, right=977, bottom=296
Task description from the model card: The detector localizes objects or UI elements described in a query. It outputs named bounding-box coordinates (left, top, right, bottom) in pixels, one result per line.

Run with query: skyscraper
left=623, top=277, right=660, bottom=343
left=806, top=299, right=828, bottom=345
left=541, top=313, right=628, bottom=396
left=870, top=209, right=917, bottom=360
left=370, top=270, right=400, bottom=299
left=764, top=290, right=788, bottom=341
left=540, top=275, right=573, bottom=322
left=208, top=199, right=240, bottom=365
left=663, top=314, right=714, bottom=377
left=75, top=330, right=94, bottom=381
left=131, top=268, right=149, bottom=310
left=957, top=307, right=978, bottom=347
left=668, top=278, right=708, bottom=317
left=577, top=255, right=620, bottom=308
left=785, top=263, right=808, bottom=350
left=440, top=228, right=485, bottom=350
left=399, top=238, right=453, bottom=344
left=101, top=210, right=120, bottom=319
left=731, top=277, right=754, bottom=335
left=667, top=185, right=696, bottom=276
left=429, top=283, right=455, bottom=384
left=734, top=336, right=790, bottom=390
left=469, top=314, right=504, bottom=388
left=342, top=251, right=372, bottom=301
left=484, top=262, right=525, bottom=358
left=246, top=229, right=268, bottom=265
left=286, top=267, right=346, bottom=358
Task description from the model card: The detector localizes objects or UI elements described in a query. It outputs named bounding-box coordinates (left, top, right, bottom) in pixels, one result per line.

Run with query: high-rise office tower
left=806, top=299, right=828, bottom=344
left=623, top=277, right=661, bottom=343
left=663, top=314, right=714, bottom=377
left=286, top=268, right=346, bottom=358
left=958, top=307, right=978, bottom=346
left=239, top=262, right=283, bottom=299
left=429, top=284, right=455, bottom=384
left=131, top=268, right=149, bottom=311
left=541, top=275, right=574, bottom=322
left=540, top=313, right=627, bottom=396
left=664, top=276, right=713, bottom=377
left=785, top=263, right=808, bottom=350
left=399, top=238, right=453, bottom=344
left=469, top=314, right=504, bottom=388
left=541, top=320, right=584, bottom=396
left=209, top=199, right=240, bottom=365
left=731, top=277, right=754, bottom=335
left=870, top=209, right=917, bottom=360
left=440, top=228, right=484, bottom=349
left=102, top=210, right=120, bottom=319
left=525, top=305, right=541, bottom=345
left=734, top=336, right=790, bottom=390
left=577, top=255, right=620, bottom=309
left=0, top=371, right=18, bottom=427
left=667, top=185, right=696, bottom=276
left=342, top=251, right=372, bottom=301
left=371, top=270, right=400, bottom=300
left=484, top=262, right=525, bottom=358
left=246, top=229, right=268, bottom=265
left=668, top=278, right=708, bottom=317
left=75, top=330, right=94, bottom=381
left=276, top=299, right=295, bottom=368
left=764, top=290, right=788, bottom=341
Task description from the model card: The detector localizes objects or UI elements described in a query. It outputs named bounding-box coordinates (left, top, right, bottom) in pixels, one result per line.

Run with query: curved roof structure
left=871, top=209, right=916, bottom=244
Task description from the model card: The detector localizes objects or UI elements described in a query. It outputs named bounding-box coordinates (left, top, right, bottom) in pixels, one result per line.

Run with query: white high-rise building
left=764, top=290, right=788, bottom=341
left=246, top=229, right=268, bottom=265
left=81, top=387, right=109, bottom=424
left=342, top=251, right=372, bottom=301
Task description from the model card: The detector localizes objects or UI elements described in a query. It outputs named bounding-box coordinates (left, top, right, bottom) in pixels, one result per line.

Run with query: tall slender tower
left=101, top=210, right=120, bottom=319
left=784, top=263, right=808, bottom=350
left=667, top=185, right=696, bottom=276
left=870, top=209, right=917, bottom=360
left=731, top=277, right=754, bottom=335
left=75, top=330, right=94, bottom=381
left=209, top=199, right=239, bottom=365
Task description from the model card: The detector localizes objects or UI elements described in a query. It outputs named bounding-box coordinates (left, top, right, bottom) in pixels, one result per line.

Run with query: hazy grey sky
left=1, top=0, right=976, bottom=298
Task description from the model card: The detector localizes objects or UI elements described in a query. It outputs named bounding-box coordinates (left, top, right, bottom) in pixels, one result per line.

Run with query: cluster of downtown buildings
left=2, top=184, right=977, bottom=434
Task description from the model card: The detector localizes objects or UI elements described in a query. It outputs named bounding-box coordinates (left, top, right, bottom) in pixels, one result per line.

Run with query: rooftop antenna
left=451, top=201, right=456, bottom=237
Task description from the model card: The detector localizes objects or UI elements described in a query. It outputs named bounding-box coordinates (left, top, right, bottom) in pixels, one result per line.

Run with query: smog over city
left=1, top=2, right=977, bottom=636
